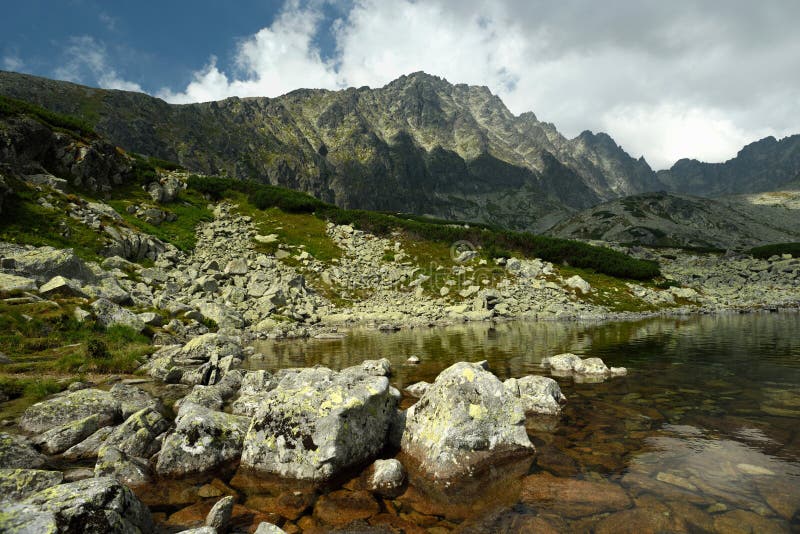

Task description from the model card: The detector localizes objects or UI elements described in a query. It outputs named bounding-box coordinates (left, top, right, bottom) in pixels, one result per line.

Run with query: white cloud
left=53, top=36, right=143, bottom=93
left=157, top=0, right=337, bottom=103
left=2, top=54, right=24, bottom=72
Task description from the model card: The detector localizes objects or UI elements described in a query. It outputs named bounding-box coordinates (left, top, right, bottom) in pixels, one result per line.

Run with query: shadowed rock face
left=547, top=190, right=800, bottom=249
left=0, top=71, right=672, bottom=232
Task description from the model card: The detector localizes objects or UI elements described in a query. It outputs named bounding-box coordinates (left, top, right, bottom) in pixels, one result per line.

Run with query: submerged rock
left=156, top=405, right=250, bottom=477
left=19, top=388, right=120, bottom=434
left=401, top=362, right=534, bottom=481
left=240, top=364, right=397, bottom=481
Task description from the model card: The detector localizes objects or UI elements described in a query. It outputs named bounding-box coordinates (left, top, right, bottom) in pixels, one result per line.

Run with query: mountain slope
left=0, top=70, right=664, bottom=231
left=657, top=135, right=800, bottom=196
left=546, top=190, right=800, bottom=249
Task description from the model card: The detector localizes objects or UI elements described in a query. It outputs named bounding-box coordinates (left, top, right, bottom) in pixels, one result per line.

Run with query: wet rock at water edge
left=541, top=352, right=627, bottom=381
left=401, top=361, right=534, bottom=481
left=240, top=364, right=398, bottom=481
left=503, top=375, right=567, bottom=415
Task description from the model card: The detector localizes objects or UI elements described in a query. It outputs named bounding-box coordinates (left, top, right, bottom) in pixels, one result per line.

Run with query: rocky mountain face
left=0, top=71, right=666, bottom=232
left=657, top=135, right=800, bottom=197
left=547, top=190, right=800, bottom=249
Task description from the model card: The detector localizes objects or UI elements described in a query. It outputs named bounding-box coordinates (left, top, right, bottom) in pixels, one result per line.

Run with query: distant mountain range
left=0, top=70, right=798, bottom=232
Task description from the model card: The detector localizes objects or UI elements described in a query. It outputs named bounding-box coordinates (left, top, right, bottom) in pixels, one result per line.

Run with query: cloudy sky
left=2, top=0, right=798, bottom=169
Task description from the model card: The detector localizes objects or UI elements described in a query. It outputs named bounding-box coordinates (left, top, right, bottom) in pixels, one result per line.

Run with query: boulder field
left=0, top=334, right=587, bottom=531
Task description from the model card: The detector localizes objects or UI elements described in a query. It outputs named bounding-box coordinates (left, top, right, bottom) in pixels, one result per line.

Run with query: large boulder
left=0, top=433, right=46, bottom=468
left=5, top=246, right=95, bottom=283
left=401, top=362, right=534, bottom=481
left=90, top=298, right=145, bottom=332
left=240, top=365, right=398, bottom=481
left=20, top=477, right=154, bottom=533
left=503, top=375, right=567, bottom=415
left=156, top=405, right=250, bottom=478
left=19, top=389, right=121, bottom=434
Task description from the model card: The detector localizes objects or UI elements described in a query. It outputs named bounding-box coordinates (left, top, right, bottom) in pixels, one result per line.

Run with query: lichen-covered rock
left=21, top=476, right=154, bottom=533
left=19, top=389, right=120, bottom=434
left=0, top=469, right=63, bottom=501
left=102, top=407, right=169, bottom=459
left=61, top=426, right=115, bottom=462
left=240, top=365, right=398, bottom=481
left=175, top=386, right=224, bottom=413
left=90, top=298, right=145, bottom=332
left=0, top=434, right=46, bottom=469
left=404, top=381, right=431, bottom=398
left=32, top=414, right=107, bottom=455
left=156, top=405, right=250, bottom=477
left=144, top=333, right=243, bottom=386
left=503, top=375, right=567, bottom=415
left=0, top=503, right=58, bottom=533
left=231, top=370, right=278, bottom=417
left=401, top=362, right=534, bottom=481
left=94, top=446, right=151, bottom=486
left=108, top=383, right=163, bottom=420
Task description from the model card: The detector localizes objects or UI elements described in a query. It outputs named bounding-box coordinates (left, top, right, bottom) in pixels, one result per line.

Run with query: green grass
left=552, top=265, right=661, bottom=313
left=750, top=243, right=800, bottom=259
left=0, top=299, right=153, bottom=378
left=0, top=178, right=108, bottom=262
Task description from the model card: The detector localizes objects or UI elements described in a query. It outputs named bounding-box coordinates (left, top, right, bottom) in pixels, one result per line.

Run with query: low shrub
left=0, top=95, right=94, bottom=136
left=750, top=243, right=800, bottom=259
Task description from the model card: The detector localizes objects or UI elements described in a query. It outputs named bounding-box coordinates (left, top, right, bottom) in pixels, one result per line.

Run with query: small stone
left=368, top=459, right=406, bottom=497
left=206, top=495, right=235, bottom=531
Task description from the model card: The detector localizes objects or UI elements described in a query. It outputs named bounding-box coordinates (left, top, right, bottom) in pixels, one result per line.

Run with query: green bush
left=0, top=95, right=94, bottom=136
left=87, top=339, right=110, bottom=360
left=750, top=243, right=800, bottom=259
left=147, top=156, right=183, bottom=171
